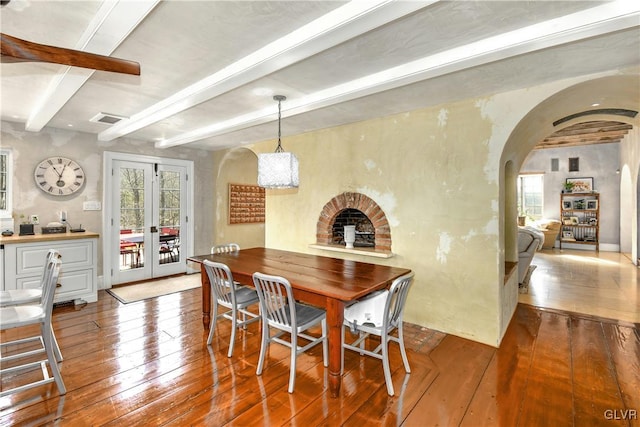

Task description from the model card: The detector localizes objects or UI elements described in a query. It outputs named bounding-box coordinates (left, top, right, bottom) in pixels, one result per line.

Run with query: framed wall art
left=228, top=183, right=265, bottom=224
left=566, top=177, right=593, bottom=193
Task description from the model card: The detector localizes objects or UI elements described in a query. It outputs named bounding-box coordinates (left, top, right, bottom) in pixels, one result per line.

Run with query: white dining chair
left=252, top=272, right=328, bottom=393
left=0, top=249, right=63, bottom=362
left=211, top=243, right=240, bottom=254
left=0, top=256, right=66, bottom=396
left=203, top=260, right=260, bottom=357
left=342, top=272, right=414, bottom=396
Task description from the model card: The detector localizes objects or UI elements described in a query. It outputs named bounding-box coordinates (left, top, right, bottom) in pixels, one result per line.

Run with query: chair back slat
left=203, top=260, right=236, bottom=307
left=384, top=273, right=414, bottom=329
left=41, top=257, right=62, bottom=315
left=252, top=273, right=296, bottom=329
left=211, top=243, right=240, bottom=254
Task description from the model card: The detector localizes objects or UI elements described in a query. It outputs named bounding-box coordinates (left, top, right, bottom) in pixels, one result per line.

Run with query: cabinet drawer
left=17, top=269, right=94, bottom=303
left=15, top=240, right=94, bottom=275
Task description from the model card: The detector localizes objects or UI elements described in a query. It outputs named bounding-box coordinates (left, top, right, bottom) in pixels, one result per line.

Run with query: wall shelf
left=308, top=243, right=393, bottom=259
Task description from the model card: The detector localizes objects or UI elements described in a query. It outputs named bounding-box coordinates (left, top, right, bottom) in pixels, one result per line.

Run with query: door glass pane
left=158, top=170, right=181, bottom=265
left=119, top=167, right=145, bottom=271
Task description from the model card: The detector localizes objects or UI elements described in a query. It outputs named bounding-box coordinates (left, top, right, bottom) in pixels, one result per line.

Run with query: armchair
left=534, top=219, right=561, bottom=249
left=518, top=226, right=544, bottom=291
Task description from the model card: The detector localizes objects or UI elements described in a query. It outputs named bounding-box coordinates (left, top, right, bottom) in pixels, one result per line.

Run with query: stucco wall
left=243, top=70, right=638, bottom=347
left=251, top=97, right=521, bottom=346
left=619, top=127, right=640, bottom=261
left=212, top=147, right=265, bottom=249
left=0, top=122, right=215, bottom=279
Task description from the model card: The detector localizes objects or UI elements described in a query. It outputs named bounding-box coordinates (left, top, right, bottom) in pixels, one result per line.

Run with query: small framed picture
left=570, top=216, right=579, bottom=225
left=563, top=217, right=573, bottom=225
left=562, top=231, right=574, bottom=239
left=566, top=177, right=593, bottom=193
left=586, top=200, right=598, bottom=210
left=562, top=200, right=573, bottom=210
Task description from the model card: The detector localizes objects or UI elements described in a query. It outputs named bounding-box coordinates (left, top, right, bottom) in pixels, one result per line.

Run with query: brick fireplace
left=316, top=192, right=391, bottom=251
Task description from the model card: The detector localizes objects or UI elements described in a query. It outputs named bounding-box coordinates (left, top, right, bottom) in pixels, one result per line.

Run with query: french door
left=105, top=153, right=193, bottom=286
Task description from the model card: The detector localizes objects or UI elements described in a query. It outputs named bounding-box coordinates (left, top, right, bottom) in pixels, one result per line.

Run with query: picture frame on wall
left=566, top=177, right=593, bottom=193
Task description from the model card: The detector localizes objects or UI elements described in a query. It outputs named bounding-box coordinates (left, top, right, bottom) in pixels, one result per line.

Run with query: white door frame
left=102, top=151, right=194, bottom=289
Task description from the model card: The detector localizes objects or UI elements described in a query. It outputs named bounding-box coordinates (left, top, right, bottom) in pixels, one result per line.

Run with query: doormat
left=107, top=273, right=201, bottom=304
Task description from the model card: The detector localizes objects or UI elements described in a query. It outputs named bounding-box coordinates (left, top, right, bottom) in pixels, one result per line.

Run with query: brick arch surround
left=316, top=192, right=391, bottom=251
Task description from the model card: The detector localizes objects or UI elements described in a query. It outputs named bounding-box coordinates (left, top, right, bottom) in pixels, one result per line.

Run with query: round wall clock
left=34, top=157, right=86, bottom=196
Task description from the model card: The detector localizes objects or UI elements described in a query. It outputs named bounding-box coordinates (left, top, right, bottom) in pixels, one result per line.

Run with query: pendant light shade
left=258, top=95, right=299, bottom=189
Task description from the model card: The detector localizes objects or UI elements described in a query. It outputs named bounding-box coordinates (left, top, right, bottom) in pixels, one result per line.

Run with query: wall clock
left=34, top=157, right=86, bottom=196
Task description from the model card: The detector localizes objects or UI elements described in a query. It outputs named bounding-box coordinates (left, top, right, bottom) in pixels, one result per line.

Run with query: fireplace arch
left=316, top=192, right=391, bottom=251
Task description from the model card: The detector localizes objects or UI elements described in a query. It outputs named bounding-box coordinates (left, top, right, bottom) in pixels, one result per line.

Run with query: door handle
left=150, top=226, right=158, bottom=233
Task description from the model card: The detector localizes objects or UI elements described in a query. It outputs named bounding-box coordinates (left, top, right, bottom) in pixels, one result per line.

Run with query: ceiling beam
left=24, top=0, right=160, bottom=132
left=98, top=0, right=437, bottom=142
left=156, top=1, right=640, bottom=149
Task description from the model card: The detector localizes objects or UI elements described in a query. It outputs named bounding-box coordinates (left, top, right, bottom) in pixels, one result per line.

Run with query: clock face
left=34, top=157, right=85, bottom=196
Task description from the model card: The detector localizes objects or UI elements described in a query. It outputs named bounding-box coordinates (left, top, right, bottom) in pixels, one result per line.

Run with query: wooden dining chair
left=0, top=256, right=66, bottom=396
left=0, top=249, right=63, bottom=363
left=252, top=272, right=328, bottom=393
left=203, top=260, right=260, bottom=357
left=342, top=272, right=414, bottom=396
left=211, top=243, right=240, bottom=254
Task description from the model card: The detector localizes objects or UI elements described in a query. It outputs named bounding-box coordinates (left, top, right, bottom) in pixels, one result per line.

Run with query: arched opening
left=316, top=192, right=391, bottom=251
left=500, top=74, right=639, bottom=321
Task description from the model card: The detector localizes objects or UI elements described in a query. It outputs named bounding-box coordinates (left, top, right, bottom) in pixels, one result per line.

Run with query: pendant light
left=257, top=95, right=299, bottom=188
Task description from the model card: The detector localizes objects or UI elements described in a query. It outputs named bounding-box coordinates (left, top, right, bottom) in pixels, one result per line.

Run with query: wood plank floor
left=1, top=283, right=638, bottom=426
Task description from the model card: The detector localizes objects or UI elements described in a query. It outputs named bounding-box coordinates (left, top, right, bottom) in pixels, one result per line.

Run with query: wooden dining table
left=187, top=247, right=411, bottom=397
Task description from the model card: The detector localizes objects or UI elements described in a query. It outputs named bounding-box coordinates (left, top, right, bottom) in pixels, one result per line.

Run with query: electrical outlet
left=30, top=215, right=39, bottom=224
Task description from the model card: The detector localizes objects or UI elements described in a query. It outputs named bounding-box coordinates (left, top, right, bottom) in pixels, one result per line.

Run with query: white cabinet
left=1, top=233, right=98, bottom=304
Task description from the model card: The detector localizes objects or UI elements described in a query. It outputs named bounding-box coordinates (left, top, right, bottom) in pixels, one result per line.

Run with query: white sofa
left=518, top=226, right=544, bottom=287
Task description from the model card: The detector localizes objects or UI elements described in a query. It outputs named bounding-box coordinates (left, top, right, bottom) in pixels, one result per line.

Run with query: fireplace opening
left=316, top=192, right=392, bottom=252
left=332, top=209, right=375, bottom=248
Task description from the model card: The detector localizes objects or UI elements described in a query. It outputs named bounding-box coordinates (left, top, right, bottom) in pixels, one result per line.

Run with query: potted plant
left=563, top=182, right=575, bottom=193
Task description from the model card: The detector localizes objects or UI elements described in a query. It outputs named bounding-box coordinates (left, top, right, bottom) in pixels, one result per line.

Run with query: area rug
left=107, top=273, right=201, bottom=304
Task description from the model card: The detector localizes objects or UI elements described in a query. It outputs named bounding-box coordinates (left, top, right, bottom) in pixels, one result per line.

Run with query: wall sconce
left=257, top=95, right=299, bottom=189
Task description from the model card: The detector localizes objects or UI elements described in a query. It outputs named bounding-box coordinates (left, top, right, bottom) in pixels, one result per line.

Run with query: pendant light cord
left=274, top=95, right=286, bottom=153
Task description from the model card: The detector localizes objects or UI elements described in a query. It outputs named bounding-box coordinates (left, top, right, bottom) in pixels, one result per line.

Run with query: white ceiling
left=1, top=0, right=639, bottom=151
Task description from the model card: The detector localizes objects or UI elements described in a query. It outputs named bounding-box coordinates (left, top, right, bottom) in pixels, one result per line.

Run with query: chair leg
left=288, top=331, right=297, bottom=393
left=321, top=319, right=328, bottom=367
left=43, top=323, right=66, bottom=395
left=227, top=308, right=238, bottom=358
left=207, top=301, right=219, bottom=345
left=341, top=325, right=345, bottom=375
left=381, top=332, right=394, bottom=396
left=397, top=324, right=411, bottom=373
left=51, top=326, right=63, bottom=362
left=256, top=320, right=269, bottom=376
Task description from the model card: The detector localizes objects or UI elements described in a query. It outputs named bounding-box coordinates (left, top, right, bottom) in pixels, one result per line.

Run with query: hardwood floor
left=519, top=248, right=640, bottom=323
left=1, top=278, right=638, bottom=426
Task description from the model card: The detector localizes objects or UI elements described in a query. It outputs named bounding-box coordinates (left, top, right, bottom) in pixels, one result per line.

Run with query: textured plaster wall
left=620, top=127, right=640, bottom=261
left=0, top=122, right=215, bottom=280
left=520, top=143, right=621, bottom=248
left=251, top=98, right=513, bottom=346
left=244, top=70, right=638, bottom=346
left=212, top=148, right=265, bottom=249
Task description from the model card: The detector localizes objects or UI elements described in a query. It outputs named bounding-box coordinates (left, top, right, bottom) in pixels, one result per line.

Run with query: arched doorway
left=500, top=75, right=639, bottom=319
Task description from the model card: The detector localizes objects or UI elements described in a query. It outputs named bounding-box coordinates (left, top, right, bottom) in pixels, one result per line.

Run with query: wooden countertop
left=0, top=231, right=99, bottom=245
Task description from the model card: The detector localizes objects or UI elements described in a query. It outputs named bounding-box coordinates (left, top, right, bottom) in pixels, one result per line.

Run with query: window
left=0, top=148, right=12, bottom=218
left=517, top=173, right=543, bottom=221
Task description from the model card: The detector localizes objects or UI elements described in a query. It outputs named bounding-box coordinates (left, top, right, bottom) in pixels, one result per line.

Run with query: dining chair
left=342, top=272, right=414, bottom=396
left=0, top=256, right=66, bottom=396
left=0, top=249, right=63, bottom=362
left=203, top=260, right=260, bottom=357
left=252, top=272, right=328, bottom=393
left=211, top=243, right=240, bottom=254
